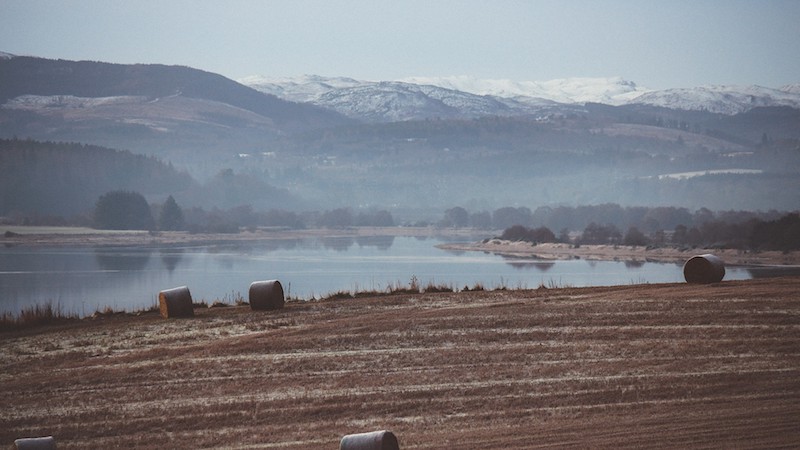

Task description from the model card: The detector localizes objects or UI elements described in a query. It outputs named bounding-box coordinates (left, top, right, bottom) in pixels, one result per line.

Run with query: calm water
left=0, top=236, right=784, bottom=317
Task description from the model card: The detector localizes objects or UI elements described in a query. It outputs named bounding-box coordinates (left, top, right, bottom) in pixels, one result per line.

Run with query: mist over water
left=0, top=236, right=763, bottom=318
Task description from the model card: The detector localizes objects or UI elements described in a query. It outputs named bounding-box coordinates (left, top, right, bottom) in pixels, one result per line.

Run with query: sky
left=1, top=0, right=798, bottom=89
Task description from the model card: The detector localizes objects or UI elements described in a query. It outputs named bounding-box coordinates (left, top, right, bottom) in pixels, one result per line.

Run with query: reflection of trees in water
left=207, top=240, right=303, bottom=255
left=747, top=266, right=800, bottom=279
left=160, top=248, right=184, bottom=272
left=320, top=237, right=355, bottom=252
left=624, top=260, right=645, bottom=268
left=356, top=235, right=395, bottom=250
left=501, top=256, right=555, bottom=272
left=94, top=249, right=152, bottom=271
left=256, top=239, right=302, bottom=253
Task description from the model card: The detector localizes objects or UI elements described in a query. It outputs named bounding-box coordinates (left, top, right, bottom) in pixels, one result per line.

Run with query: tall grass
left=0, top=301, right=79, bottom=332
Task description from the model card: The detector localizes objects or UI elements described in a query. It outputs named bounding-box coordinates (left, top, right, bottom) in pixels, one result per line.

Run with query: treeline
left=180, top=206, right=395, bottom=233
left=493, top=213, right=800, bottom=252
left=89, top=192, right=395, bottom=233
left=0, top=138, right=193, bottom=216
left=0, top=139, right=300, bottom=219
left=438, top=203, right=788, bottom=234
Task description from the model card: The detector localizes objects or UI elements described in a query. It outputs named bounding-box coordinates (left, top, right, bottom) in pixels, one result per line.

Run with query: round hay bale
left=683, top=254, right=725, bottom=284
left=249, top=280, right=285, bottom=310
left=14, top=436, right=56, bottom=450
left=158, top=286, right=194, bottom=318
left=340, top=430, right=399, bottom=450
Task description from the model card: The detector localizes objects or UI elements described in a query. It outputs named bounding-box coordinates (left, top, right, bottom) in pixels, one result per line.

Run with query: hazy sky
left=2, top=0, right=798, bottom=89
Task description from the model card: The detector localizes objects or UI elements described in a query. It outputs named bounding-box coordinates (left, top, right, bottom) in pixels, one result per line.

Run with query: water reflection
left=356, top=235, right=395, bottom=250
left=624, top=260, right=646, bottom=268
left=94, top=249, right=152, bottom=271
left=746, top=265, right=800, bottom=278
left=501, top=256, right=555, bottom=272
left=160, top=248, right=184, bottom=273
left=321, top=237, right=355, bottom=251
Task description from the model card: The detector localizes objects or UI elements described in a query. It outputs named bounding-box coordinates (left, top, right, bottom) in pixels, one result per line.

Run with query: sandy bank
left=438, top=239, right=800, bottom=266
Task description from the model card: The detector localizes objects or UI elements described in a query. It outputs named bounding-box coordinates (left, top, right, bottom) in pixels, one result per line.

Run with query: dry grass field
left=2, top=277, right=799, bottom=449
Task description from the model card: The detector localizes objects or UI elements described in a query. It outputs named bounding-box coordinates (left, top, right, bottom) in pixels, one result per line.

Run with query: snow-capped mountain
left=240, top=75, right=573, bottom=122
left=240, top=74, right=800, bottom=122
left=398, top=75, right=646, bottom=105
left=237, top=75, right=365, bottom=103
left=629, top=84, right=800, bottom=115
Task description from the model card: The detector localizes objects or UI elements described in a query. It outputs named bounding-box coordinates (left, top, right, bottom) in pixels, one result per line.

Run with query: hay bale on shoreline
left=683, top=254, right=726, bottom=284
left=13, top=436, right=56, bottom=450
left=158, top=286, right=194, bottom=318
left=340, top=430, right=399, bottom=450
left=249, top=280, right=285, bottom=310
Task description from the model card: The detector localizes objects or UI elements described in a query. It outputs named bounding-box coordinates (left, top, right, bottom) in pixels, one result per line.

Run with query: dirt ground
left=2, top=277, right=799, bottom=449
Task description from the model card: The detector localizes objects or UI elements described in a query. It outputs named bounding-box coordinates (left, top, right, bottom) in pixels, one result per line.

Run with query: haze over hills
left=1, top=53, right=799, bottom=219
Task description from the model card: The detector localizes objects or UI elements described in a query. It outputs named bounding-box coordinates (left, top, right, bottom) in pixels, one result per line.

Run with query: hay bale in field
left=340, top=430, right=399, bottom=450
left=158, top=285, right=194, bottom=318
left=13, top=436, right=56, bottom=450
left=683, top=254, right=725, bottom=284
left=249, top=280, right=285, bottom=310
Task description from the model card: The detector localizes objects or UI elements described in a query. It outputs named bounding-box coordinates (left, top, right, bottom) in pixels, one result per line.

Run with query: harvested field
left=2, top=277, right=799, bottom=448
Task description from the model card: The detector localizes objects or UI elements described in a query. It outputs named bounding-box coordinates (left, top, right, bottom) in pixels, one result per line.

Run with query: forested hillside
left=0, top=138, right=193, bottom=216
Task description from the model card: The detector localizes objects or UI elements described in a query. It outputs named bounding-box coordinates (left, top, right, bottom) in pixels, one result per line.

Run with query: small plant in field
left=409, top=275, right=420, bottom=292
left=322, top=290, right=354, bottom=301
left=469, top=282, right=485, bottom=291
left=423, top=281, right=455, bottom=293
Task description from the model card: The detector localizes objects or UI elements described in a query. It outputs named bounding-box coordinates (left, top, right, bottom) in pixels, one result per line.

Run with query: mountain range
left=1, top=52, right=799, bottom=215
left=240, top=74, right=800, bottom=121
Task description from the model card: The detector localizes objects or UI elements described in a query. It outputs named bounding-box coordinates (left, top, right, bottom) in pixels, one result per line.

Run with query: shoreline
left=1, top=226, right=488, bottom=248
left=437, top=239, right=800, bottom=266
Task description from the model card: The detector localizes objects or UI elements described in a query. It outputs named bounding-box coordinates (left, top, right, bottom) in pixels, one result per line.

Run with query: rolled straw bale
left=340, top=430, right=399, bottom=450
left=158, top=286, right=194, bottom=318
left=683, top=254, right=725, bottom=284
left=14, top=436, right=56, bottom=450
left=249, top=280, right=285, bottom=310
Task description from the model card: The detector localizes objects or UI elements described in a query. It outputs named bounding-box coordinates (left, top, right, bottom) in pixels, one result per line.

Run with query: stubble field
left=2, top=277, right=799, bottom=448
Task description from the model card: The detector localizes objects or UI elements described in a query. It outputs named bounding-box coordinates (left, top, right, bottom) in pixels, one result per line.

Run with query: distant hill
left=0, top=138, right=194, bottom=216
left=0, top=56, right=349, bottom=127
left=0, top=138, right=300, bottom=217
left=0, top=56, right=352, bottom=162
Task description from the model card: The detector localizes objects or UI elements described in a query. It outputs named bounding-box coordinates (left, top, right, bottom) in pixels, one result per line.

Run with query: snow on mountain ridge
left=630, top=84, right=800, bottom=114
left=239, top=74, right=800, bottom=121
left=781, top=83, right=800, bottom=94
left=397, top=75, right=647, bottom=105
left=238, top=75, right=364, bottom=102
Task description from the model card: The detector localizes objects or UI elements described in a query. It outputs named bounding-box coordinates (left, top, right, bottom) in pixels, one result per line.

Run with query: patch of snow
left=780, top=83, right=800, bottom=94
left=397, top=75, right=649, bottom=105
left=657, top=169, right=764, bottom=180
left=0, top=51, right=15, bottom=59
left=238, top=74, right=364, bottom=102
left=3, top=94, right=146, bottom=109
